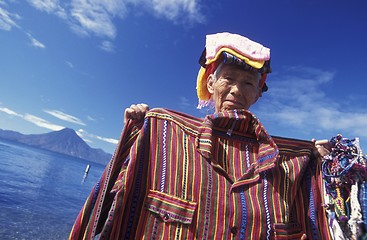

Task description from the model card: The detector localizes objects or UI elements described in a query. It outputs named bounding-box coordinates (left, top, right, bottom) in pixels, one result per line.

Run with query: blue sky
left=1, top=0, right=367, bottom=154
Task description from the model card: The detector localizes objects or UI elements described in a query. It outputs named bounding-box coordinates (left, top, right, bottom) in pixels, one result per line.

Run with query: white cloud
left=179, top=96, right=191, bottom=110
left=44, top=109, right=86, bottom=125
left=0, top=107, right=22, bottom=117
left=256, top=66, right=367, bottom=140
left=76, top=128, right=86, bottom=138
left=150, top=0, right=204, bottom=23
left=77, top=128, right=118, bottom=144
left=0, top=4, right=47, bottom=50
left=0, top=106, right=65, bottom=131
left=69, top=0, right=126, bottom=39
left=99, top=40, right=115, bottom=52
left=96, top=135, right=118, bottom=144
left=27, top=0, right=67, bottom=18
left=65, top=60, right=74, bottom=68
left=27, top=33, right=46, bottom=49
left=23, top=114, right=65, bottom=131
left=313, top=107, right=367, bottom=138
left=0, top=4, right=20, bottom=31
left=4, top=0, right=205, bottom=50
left=24, top=0, right=204, bottom=41
left=87, top=115, right=96, bottom=121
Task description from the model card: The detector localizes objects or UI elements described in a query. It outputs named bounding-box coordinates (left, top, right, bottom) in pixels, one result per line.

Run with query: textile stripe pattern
left=69, top=108, right=330, bottom=239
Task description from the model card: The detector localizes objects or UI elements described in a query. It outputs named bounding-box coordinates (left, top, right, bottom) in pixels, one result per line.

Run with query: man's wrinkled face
left=207, top=64, right=262, bottom=112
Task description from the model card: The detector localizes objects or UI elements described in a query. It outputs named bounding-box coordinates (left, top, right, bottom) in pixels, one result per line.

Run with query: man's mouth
left=224, top=100, right=244, bottom=109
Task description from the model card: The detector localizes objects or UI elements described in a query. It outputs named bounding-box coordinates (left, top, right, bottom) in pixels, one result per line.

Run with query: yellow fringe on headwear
left=196, top=67, right=210, bottom=103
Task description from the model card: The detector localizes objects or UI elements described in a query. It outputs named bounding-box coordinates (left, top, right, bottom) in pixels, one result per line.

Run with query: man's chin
left=221, top=104, right=246, bottom=111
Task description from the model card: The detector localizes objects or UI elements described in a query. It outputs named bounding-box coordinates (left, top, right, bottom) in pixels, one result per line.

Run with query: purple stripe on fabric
left=203, top=164, right=212, bottom=239
left=125, top=119, right=149, bottom=239
left=240, top=190, right=247, bottom=239
left=305, top=158, right=318, bottom=239
left=258, top=151, right=278, bottom=163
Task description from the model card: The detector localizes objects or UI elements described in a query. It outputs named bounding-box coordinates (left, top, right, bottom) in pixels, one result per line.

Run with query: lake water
left=0, top=139, right=106, bottom=240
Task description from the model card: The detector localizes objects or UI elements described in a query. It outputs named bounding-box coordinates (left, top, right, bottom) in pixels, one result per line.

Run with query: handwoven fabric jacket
left=69, top=108, right=331, bottom=239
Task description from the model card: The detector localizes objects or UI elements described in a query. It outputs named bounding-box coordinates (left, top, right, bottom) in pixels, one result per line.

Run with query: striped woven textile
left=69, top=108, right=331, bottom=239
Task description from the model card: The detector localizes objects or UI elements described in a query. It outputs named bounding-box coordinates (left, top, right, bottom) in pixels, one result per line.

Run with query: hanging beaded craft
left=322, top=134, right=367, bottom=238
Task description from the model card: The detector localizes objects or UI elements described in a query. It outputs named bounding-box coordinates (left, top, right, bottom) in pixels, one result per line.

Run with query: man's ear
left=207, top=74, right=215, bottom=94
left=251, top=88, right=262, bottom=106
left=258, top=88, right=263, bottom=98
left=255, top=76, right=263, bottom=101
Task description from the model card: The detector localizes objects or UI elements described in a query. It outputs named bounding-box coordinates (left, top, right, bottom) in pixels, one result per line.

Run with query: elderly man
left=70, top=33, right=334, bottom=239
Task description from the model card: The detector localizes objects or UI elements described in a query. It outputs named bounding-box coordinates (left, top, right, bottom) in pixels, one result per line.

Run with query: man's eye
left=243, top=80, right=256, bottom=86
left=219, top=78, right=230, bottom=84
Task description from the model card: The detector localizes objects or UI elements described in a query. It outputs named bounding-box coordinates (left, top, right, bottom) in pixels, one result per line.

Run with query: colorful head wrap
left=196, top=32, right=272, bottom=109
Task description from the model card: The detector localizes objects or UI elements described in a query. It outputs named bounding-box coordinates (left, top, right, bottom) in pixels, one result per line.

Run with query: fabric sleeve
left=68, top=119, right=143, bottom=240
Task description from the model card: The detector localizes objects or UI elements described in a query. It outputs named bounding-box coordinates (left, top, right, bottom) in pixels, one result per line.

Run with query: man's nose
left=230, top=83, right=243, bottom=96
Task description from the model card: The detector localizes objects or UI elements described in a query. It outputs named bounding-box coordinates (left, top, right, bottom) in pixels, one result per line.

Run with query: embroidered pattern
left=182, top=135, right=188, bottom=198
left=263, top=171, right=271, bottom=240
left=152, top=120, right=168, bottom=239
left=245, top=145, right=251, bottom=169
left=203, top=164, right=212, bottom=239
left=239, top=190, right=247, bottom=239
left=160, top=120, right=168, bottom=192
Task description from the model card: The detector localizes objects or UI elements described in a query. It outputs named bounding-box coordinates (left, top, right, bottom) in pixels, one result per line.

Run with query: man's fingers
left=315, top=139, right=329, bottom=145
left=312, top=139, right=332, bottom=158
left=124, top=108, right=137, bottom=124
left=135, top=103, right=149, bottom=113
left=316, top=144, right=330, bottom=157
left=124, top=103, right=150, bottom=124
left=127, top=109, right=138, bottom=119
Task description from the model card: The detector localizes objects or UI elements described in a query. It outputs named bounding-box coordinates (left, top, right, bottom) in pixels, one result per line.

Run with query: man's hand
left=312, top=139, right=332, bottom=158
left=124, top=103, right=149, bottom=124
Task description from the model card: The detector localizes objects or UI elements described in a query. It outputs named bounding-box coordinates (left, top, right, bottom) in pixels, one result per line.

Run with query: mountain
left=0, top=128, right=112, bottom=164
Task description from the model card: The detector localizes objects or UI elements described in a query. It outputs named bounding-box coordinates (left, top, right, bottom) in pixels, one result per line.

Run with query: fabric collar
left=197, top=109, right=279, bottom=173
